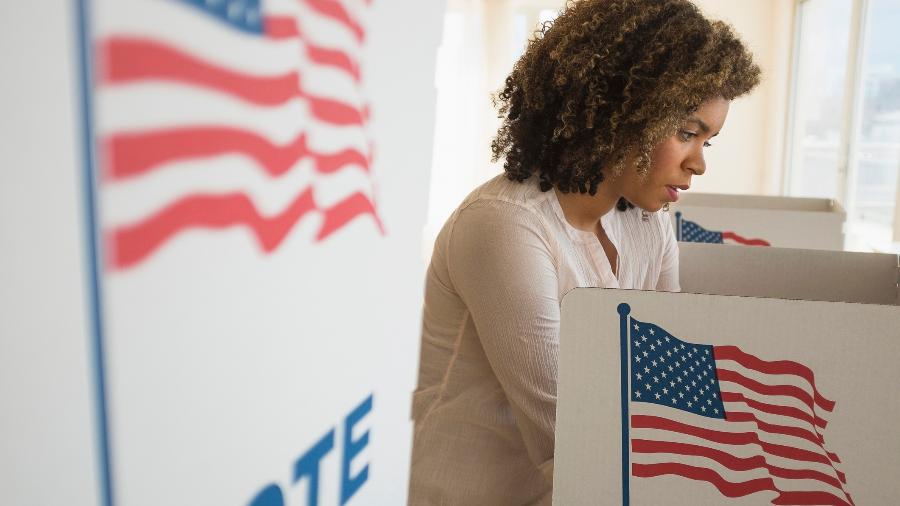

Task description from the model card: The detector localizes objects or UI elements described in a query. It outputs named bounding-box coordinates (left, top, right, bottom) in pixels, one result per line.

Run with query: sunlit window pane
left=846, top=0, right=900, bottom=250
left=787, top=0, right=853, bottom=199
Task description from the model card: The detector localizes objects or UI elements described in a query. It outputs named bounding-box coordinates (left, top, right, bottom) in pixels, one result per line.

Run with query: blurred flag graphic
left=94, top=0, right=381, bottom=270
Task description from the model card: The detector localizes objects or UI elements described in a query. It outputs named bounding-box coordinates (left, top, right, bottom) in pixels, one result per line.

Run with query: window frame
left=783, top=0, right=900, bottom=248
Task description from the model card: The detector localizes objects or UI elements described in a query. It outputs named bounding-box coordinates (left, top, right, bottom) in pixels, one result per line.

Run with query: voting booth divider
left=671, top=193, right=846, bottom=251
left=2, top=1, right=445, bottom=505
left=555, top=246, right=900, bottom=505
left=679, top=243, right=900, bottom=306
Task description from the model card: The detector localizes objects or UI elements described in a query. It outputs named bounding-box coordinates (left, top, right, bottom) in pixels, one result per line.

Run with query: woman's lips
left=666, top=185, right=680, bottom=202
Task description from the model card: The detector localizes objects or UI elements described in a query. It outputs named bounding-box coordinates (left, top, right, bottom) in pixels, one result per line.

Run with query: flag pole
left=675, top=211, right=682, bottom=241
left=617, top=303, right=631, bottom=506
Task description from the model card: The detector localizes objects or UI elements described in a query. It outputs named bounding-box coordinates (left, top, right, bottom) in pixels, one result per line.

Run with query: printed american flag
left=627, top=316, right=853, bottom=505
left=94, top=0, right=380, bottom=270
left=676, top=212, right=770, bottom=246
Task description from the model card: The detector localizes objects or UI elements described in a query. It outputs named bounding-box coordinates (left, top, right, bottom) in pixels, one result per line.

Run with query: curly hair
left=491, top=0, right=761, bottom=204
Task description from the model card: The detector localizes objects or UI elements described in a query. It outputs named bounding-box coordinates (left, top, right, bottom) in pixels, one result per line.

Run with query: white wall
left=0, top=2, right=101, bottom=504
left=691, top=0, right=795, bottom=196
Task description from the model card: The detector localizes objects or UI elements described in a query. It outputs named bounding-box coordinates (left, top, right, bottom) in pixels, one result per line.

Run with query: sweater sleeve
left=446, top=199, right=559, bottom=484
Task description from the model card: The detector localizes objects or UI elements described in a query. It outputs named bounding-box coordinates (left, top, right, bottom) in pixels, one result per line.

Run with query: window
left=846, top=0, right=900, bottom=251
left=786, top=0, right=900, bottom=251
left=785, top=0, right=853, bottom=200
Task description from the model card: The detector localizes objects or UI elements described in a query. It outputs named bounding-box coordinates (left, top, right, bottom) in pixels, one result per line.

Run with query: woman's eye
left=680, top=130, right=712, bottom=148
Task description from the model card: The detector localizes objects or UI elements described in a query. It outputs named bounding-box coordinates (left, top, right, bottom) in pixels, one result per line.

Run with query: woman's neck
left=553, top=183, right=622, bottom=233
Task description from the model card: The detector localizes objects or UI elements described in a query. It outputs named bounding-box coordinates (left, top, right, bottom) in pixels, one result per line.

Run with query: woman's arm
left=447, top=200, right=560, bottom=484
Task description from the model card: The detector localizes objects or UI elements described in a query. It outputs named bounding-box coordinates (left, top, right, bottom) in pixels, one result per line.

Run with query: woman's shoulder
left=454, top=174, right=554, bottom=221
left=462, top=173, right=547, bottom=205
left=435, top=175, right=560, bottom=252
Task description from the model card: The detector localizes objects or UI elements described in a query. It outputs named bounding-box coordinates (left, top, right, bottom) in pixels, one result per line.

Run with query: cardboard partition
left=2, top=1, right=445, bottom=505
left=671, top=192, right=846, bottom=251
left=679, top=243, right=900, bottom=306
left=555, top=288, right=900, bottom=505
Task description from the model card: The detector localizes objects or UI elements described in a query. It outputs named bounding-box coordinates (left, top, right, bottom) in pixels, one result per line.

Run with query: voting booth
left=556, top=290, right=900, bottom=505
left=671, top=193, right=846, bottom=251
left=555, top=247, right=900, bottom=505
left=2, top=1, right=444, bottom=505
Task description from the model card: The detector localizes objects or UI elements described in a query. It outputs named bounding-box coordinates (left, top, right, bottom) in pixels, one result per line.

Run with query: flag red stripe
left=101, top=37, right=299, bottom=106
left=725, top=411, right=823, bottom=447
left=306, top=42, right=361, bottom=82
left=632, top=462, right=776, bottom=498
left=109, top=189, right=380, bottom=269
left=722, top=231, right=771, bottom=246
left=715, top=345, right=835, bottom=411
left=100, top=37, right=366, bottom=125
left=721, top=391, right=827, bottom=430
left=316, top=191, right=383, bottom=240
left=264, top=16, right=301, bottom=38
left=725, top=412, right=841, bottom=464
left=775, top=490, right=855, bottom=506
left=632, top=439, right=846, bottom=491
left=632, top=415, right=835, bottom=468
left=633, top=463, right=851, bottom=505
left=304, top=0, right=365, bottom=42
left=717, top=369, right=822, bottom=416
left=309, top=96, right=368, bottom=126
left=264, top=16, right=361, bottom=81
left=104, top=127, right=369, bottom=180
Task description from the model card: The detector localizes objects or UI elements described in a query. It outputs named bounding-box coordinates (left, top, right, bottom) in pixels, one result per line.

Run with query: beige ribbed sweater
left=409, top=175, right=680, bottom=505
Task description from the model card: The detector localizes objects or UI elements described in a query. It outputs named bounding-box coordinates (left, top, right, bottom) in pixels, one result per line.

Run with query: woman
left=409, top=0, right=760, bottom=503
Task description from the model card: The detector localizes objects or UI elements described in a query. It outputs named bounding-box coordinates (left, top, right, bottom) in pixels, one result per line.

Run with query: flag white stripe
left=722, top=402, right=826, bottom=445
left=631, top=427, right=838, bottom=478
left=98, top=84, right=368, bottom=152
left=293, top=1, right=366, bottom=52
left=102, top=155, right=373, bottom=227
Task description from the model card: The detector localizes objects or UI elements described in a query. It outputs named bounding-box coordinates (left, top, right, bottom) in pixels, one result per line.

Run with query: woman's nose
left=685, top=153, right=706, bottom=176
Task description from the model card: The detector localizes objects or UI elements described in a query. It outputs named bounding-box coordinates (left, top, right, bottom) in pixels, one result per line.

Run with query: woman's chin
left=637, top=201, right=665, bottom=213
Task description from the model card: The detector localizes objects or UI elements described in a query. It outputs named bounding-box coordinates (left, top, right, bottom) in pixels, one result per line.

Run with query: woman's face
left=618, top=97, right=730, bottom=212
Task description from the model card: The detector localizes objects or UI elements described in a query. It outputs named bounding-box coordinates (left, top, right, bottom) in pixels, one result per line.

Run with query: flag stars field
left=629, top=320, right=725, bottom=420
